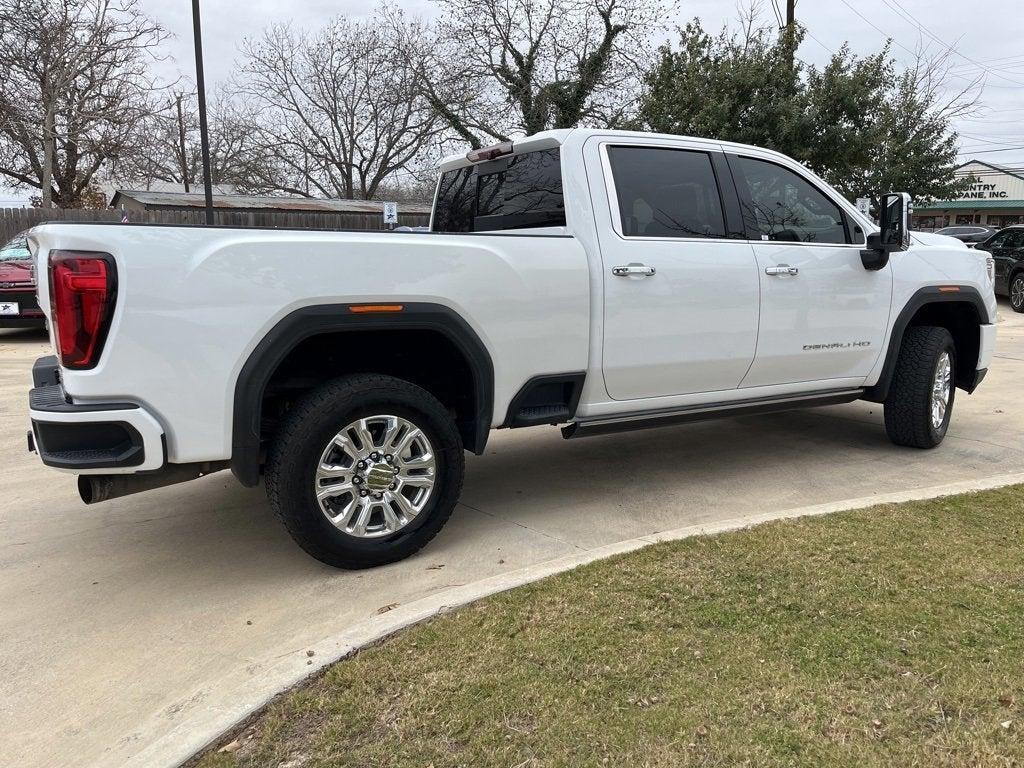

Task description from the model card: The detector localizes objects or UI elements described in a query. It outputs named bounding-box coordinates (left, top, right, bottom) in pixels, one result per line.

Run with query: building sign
left=911, top=159, right=1024, bottom=230
left=958, top=182, right=1010, bottom=200
left=950, top=161, right=1024, bottom=202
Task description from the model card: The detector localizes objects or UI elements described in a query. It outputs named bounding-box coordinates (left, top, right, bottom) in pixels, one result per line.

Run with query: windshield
left=0, top=235, right=30, bottom=262
left=432, top=148, right=565, bottom=233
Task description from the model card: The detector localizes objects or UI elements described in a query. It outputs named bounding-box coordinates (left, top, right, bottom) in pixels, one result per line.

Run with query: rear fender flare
left=230, top=303, right=494, bottom=486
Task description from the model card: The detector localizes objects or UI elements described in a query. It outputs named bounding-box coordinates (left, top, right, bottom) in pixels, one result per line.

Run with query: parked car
left=0, top=232, right=45, bottom=328
left=24, top=129, right=996, bottom=568
left=934, top=225, right=998, bottom=247
left=975, top=224, right=1024, bottom=312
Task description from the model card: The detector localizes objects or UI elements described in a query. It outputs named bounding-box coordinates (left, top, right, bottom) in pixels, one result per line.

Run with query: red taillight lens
left=48, top=250, right=117, bottom=369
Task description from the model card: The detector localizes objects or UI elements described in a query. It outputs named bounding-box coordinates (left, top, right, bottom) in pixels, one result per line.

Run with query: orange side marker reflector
left=349, top=304, right=404, bottom=313
left=938, top=286, right=960, bottom=293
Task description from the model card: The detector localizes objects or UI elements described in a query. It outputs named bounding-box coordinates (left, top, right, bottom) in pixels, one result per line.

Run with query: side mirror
left=879, top=192, right=910, bottom=251
left=861, top=192, right=910, bottom=271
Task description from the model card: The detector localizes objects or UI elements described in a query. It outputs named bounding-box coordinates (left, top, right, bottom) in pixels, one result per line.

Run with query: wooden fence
left=0, top=206, right=431, bottom=244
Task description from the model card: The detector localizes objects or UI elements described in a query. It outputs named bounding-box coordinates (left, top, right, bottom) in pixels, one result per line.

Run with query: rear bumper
left=28, top=357, right=165, bottom=473
left=0, top=288, right=44, bottom=326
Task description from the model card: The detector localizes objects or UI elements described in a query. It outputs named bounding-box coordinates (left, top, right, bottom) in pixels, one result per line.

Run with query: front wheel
left=883, top=326, right=956, bottom=449
left=266, top=374, right=464, bottom=569
left=1009, top=272, right=1024, bottom=313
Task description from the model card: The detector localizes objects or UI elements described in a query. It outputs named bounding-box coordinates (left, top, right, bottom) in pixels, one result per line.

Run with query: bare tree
left=419, top=0, right=671, bottom=148
left=236, top=7, right=443, bottom=200
left=115, top=87, right=268, bottom=193
left=0, top=0, right=168, bottom=207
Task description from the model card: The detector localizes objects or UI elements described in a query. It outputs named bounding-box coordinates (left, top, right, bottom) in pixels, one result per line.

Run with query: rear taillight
left=48, top=250, right=117, bottom=369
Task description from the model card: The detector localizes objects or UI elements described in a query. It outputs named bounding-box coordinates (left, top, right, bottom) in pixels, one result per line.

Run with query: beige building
left=913, top=160, right=1024, bottom=230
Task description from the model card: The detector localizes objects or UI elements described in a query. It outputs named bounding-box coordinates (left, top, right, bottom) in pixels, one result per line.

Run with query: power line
left=958, top=145, right=1024, bottom=155
left=974, top=107, right=1024, bottom=114
left=836, top=0, right=921, bottom=59
left=879, top=0, right=1024, bottom=88
left=950, top=53, right=1024, bottom=69
left=804, top=30, right=835, bottom=56
left=959, top=133, right=1024, bottom=144
left=951, top=62, right=1024, bottom=75
left=950, top=57, right=1024, bottom=73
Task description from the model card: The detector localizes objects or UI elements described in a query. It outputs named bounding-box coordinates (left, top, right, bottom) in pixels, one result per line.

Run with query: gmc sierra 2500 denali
left=26, top=129, right=997, bottom=568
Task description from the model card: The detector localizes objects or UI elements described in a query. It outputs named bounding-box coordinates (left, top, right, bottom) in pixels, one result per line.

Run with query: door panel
left=727, top=153, right=891, bottom=387
left=602, top=241, right=760, bottom=398
left=589, top=139, right=760, bottom=400
left=742, top=242, right=891, bottom=387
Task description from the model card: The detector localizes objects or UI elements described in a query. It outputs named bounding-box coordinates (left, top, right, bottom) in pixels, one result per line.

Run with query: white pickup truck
left=26, top=129, right=996, bottom=568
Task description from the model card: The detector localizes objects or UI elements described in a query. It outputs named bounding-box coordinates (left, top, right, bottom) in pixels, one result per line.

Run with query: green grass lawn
left=195, top=485, right=1024, bottom=768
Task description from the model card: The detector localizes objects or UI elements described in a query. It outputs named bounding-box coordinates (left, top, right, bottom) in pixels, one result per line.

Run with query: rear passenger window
left=607, top=146, right=726, bottom=239
left=734, top=156, right=848, bottom=244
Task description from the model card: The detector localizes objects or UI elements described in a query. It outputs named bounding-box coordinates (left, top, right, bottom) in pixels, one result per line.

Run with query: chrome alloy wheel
left=1012, top=275, right=1024, bottom=310
left=931, top=351, right=952, bottom=430
left=314, top=415, right=436, bottom=538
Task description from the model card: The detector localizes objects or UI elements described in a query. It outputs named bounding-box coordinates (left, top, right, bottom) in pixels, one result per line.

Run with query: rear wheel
left=883, top=326, right=956, bottom=449
left=1010, top=272, right=1024, bottom=313
left=266, top=374, right=464, bottom=568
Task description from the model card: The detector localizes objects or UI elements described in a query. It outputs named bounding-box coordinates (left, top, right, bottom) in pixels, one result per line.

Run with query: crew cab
left=24, top=129, right=997, bottom=568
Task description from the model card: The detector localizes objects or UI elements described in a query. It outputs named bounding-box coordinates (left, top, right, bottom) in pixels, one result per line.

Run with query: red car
left=0, top=233, right=45, bottom=328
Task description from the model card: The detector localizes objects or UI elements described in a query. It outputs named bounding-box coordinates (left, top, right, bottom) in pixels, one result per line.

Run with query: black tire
left=883, top=326, right=956, bottom=449
left=265, top=374, right=464, bottom=569
left=1009, top=271, right=1024, bottom=313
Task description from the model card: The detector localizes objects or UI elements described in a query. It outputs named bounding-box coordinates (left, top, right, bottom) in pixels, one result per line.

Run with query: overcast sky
left=141, top=0, right=1023, bottom=164
left=3, top=0, right=1021, bottom=205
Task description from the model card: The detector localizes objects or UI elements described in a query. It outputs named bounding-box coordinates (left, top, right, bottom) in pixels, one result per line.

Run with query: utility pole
left=785, top=0, right=797, bottom=69
left=191, top=0, right=214, bottom=224
left=175, top=94, right=190, bottom=194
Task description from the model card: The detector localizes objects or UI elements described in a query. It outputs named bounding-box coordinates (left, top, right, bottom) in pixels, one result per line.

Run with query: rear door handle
left=612, top=263, right=656, bottom=277
left=765, top=264, right=799, bottom=276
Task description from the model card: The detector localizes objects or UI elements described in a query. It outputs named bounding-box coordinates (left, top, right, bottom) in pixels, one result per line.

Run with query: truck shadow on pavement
left=96, top=400, right=953, bottom=575
left=458, top=403, right=923, bottom=539
left=18, top=399, right=1002, bottom=582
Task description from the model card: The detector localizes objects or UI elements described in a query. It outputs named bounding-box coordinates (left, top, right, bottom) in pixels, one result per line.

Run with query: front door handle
left=612, top=263, right=656, bottom=277
left=765, top=264, right=799, bottom=276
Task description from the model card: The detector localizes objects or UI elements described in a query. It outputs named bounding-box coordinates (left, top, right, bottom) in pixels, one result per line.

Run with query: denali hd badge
left=803, top=341, right=872, bottom=350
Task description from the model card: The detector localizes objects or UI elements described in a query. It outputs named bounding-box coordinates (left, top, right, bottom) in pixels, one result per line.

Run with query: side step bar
left=562, top=389, right=864, bottom=440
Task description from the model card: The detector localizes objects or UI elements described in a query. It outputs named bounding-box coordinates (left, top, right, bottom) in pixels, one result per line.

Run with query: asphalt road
left=2, top=304, right=1023, bottom=768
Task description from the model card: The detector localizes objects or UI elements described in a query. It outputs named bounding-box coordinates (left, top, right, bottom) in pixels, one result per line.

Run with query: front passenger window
left=734, top=156, right=849, bottom=244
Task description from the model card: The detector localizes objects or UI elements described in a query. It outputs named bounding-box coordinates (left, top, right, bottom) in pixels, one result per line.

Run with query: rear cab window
left=432, top=148, right=565, bottom=233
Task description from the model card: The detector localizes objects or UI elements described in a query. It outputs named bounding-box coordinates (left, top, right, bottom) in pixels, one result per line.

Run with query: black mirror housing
left=861, top=232, right=889, bottom=270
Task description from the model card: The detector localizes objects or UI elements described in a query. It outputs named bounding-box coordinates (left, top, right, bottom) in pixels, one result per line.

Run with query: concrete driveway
left=3, top=305, right=1023, bottom=768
